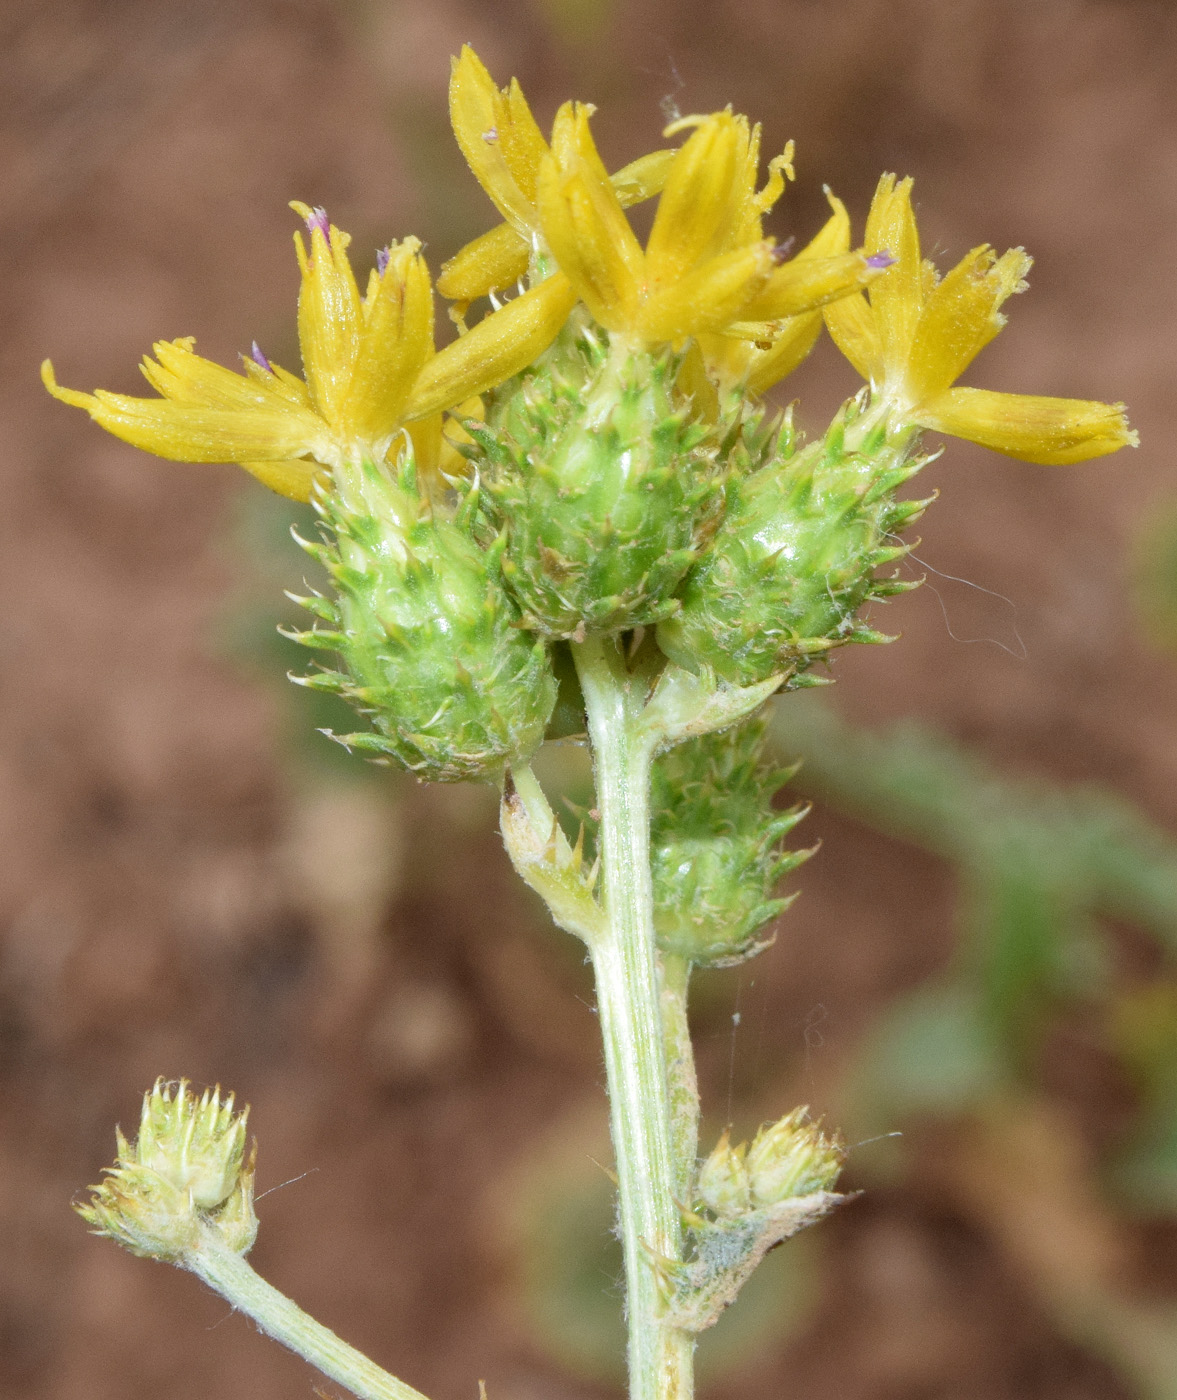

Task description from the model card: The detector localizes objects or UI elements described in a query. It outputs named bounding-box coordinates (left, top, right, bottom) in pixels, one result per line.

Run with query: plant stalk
left=572, top=635, right=695, bottom=1400
left=186, top=1229, right=429, bottom=1400
left=660, top=952, right=699, bottom=1203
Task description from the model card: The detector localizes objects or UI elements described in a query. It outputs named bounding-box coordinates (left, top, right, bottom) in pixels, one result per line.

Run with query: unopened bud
left=697, top=1130, right=751, bottom=1218
left=745, top=1107, right=845, bottom=1208
left=650, top=720, right=810, bottom=967
left=76, top=1079, right=257, bottom=1261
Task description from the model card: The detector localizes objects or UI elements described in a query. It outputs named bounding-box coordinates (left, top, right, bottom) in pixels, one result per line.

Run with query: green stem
left=660, top=953, right=699, bottom=1203
left=185, top=1231, right=429, bottom=1400
left=572, top=635, right=695, bottom=1400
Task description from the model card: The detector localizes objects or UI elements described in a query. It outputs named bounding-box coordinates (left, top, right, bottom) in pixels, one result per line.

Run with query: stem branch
left=186, top=1232, right=429, bottom=1400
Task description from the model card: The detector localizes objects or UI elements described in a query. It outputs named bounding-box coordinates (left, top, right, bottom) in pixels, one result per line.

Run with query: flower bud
left=76, top=1080, right=257, bottom=1261
left=290, top=448, right=557, bottom=782
left=650, top=719, right=811, bottom=966
left=474, top=329, right=724, bottom=637
left=657, top=398, right=930, bottom=686
left=745, top=1107, right=845, bottom=1208
left=697, top=1130, right=751, bottom=1218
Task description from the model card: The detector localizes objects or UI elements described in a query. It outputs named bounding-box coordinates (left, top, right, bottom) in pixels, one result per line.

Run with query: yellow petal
left=238, top=458, right=322, bottom=501
left=537, top=105, right=644, bottom=332
left=863, top=174, right=921, bottom=375
left=675, top=341, right=721, bottom=421
left=437, top=149, right=678, bottom=307
left=636, top=241, right=775, bottom=343
left=437, top=222, right=531, bottom=304
left=407, top=273, right=577, bottom=420
left=915, top=386, right=1138, bottom=464
left=346, top=238, right=435, bottom=441
left=743, top=312, right=824, bottom=396
left=449, top=47, right=541, bottom=233
left=242, top=355, right=314, bottom=410
left=740, top=250, right=888, bottom=322
left=610, top=149, right=678, bottom=207
left=406, top=412, right=444, bottom=483
left=139, top=338, right=273, bottom=410
left=797, top=189, right=851, bottom=258
left=291, top=203, right=362, bottom=430
left=43, top=361, right=323, bottom=463
left=501, top=76, right=551, bottom=201
left=906, top=245, right=1032, bottom=404
left=823, top=290, right=884, bottom=385
left=645, top=112, right=747, bottom=288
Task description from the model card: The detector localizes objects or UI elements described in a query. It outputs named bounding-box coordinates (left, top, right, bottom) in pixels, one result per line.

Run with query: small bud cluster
left=650, top=718, right=811, bottom=966
left=76, top=1080, right=257, bottom=1261
left=696, top=1108, right=846, bottom=1219
left=667, top=1108, right=846, bottom=1332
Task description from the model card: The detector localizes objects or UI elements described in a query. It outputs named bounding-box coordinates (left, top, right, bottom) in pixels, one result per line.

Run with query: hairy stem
left=186, top=1231, right=429, bottom=1400
left=572, top=635, right=695, bottom=1400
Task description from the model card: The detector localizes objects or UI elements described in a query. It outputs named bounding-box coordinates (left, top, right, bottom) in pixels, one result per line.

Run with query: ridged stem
left=660, top=953, right=700, bottom=1203
left=185, top=1230, right=429, bottom=1400
left=572, top=635, right=695, bottom=1400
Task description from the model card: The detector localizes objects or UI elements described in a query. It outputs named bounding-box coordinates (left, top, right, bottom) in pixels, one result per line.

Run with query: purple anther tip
left=376, top=246, right=391, bottom=275
left=867, top=250, right=896, bottom=270
left=250, top=341, right=274, bottom=373
left=481, top=126, right=499, bottom=144
left=305, top=206, right=331, bottom=245
left=770, top=235, right=797, bottom=265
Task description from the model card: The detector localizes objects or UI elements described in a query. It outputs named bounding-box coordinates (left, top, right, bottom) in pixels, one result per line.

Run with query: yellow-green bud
left=76, top=1079, right=257, bottom=1261
left=696, top=1130, right=751, bottom=1218
left=745, top=1107, right=845, bottom=1208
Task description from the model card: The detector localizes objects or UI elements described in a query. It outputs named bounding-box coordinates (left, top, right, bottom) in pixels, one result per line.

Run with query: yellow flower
left=535, top=100, right=887, bottom=351
left=44, top=205, right=575, bottom=501
left=438, top=45, right=677, bottom=307
left=693, top=188, right=868, bottom=397
left=824, top=175, right=1137, bottom=464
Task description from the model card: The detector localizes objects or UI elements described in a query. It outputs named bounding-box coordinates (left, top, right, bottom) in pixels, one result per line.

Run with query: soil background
left=2, top=1, right=1176, bottom=1397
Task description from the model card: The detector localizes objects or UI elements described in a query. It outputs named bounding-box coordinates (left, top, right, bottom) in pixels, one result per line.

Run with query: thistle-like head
left=76, top=1079, right=257, bottom=1261
left=744, top=1107, right=845, bottom=1208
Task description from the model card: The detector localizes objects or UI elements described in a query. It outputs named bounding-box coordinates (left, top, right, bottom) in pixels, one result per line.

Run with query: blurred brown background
left=3, top=0, right=1177, bottom=1397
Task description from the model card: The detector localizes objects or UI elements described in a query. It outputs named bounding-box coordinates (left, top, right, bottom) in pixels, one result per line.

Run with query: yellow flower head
left=534, top=99, right=889, bottom=353
left=693, top=187, right=865, bottom=398
left=44, top=204, right=575, bottom=501
left=824, top=175, right=1137, bottom=464
left=439, top=45, right=676, bottom=307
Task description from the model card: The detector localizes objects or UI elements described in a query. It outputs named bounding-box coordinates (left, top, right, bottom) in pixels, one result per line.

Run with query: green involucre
left=657, top=399, right=930, bottom=686
left=474, top=325, right=726, bottom=638
left=650, top=719, right=810, bottom=967
left=289, top=452, right=556, bottom=783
